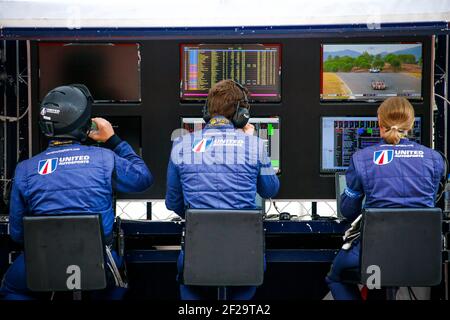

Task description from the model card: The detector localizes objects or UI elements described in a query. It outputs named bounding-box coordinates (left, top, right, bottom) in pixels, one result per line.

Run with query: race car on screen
left=371, top=79, right=387, bottom=90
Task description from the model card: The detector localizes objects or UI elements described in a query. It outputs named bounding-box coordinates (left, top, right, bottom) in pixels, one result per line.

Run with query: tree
left=342, top=62, right=353, bottom=72
left=390, top=58, right=401, bottom=71
left=384, top=53, right=396, bottom=64
left=397, top=54, right=416, bottom=64
left=372, top=58, right=384, bottom=69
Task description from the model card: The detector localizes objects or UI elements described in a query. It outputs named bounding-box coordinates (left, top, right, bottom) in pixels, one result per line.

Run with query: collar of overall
left=49, top=140, right=80, bottom=147
left=207, top=116, right=233, bottom=127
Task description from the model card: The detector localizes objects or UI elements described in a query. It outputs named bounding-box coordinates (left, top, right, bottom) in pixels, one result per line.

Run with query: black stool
left=182, top=209, right=264, bottom=300
left=341, top=208, right=442, bottom=300
left=23, top=214, right=107, bottom=300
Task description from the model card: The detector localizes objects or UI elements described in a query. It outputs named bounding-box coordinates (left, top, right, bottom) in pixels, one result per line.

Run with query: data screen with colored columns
left=180, top=44, right=281, bottom=102
left=321, top=116, right=422, bottom=172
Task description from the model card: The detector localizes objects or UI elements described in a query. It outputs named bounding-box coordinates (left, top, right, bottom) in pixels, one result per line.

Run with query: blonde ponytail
left=377, top=97, right=415, bottom=145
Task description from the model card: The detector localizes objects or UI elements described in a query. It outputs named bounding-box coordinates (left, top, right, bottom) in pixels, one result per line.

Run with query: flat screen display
left=321, top=116, right=422, bottom=173
left=321, top=43, right=423, bottom=102
left=39, top=43, right=141, bottom=103
left=180, top=44, right=281, bottom=102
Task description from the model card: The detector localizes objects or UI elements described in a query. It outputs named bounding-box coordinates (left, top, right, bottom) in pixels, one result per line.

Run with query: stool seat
left=339, top=207, right=443, bottom=300
left=183, top=209, right=264, bottom=288
left=23, top=214, right=107, bottom=297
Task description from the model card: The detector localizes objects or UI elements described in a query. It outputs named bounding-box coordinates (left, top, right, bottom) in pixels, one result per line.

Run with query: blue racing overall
left=0, top=136, right=153, bottom=300
left=166, top=116, right=280, bottom=300
left=326, top=138, right=445, bottom=300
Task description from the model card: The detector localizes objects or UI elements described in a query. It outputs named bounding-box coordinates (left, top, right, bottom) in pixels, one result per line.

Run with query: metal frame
left=0, top=22, right=449, bottom=40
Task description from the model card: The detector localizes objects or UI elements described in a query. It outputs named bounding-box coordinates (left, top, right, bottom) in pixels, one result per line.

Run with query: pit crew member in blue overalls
left=165, top=79, right=280, bottom=300
left=0, top=84, right=153, bottom=300
left=326, top=97, right=445, bottom=300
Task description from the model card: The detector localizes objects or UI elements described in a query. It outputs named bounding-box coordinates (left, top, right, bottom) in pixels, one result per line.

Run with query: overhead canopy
left=0, top=0, right=449, bottom=39
left=1, top=0, right=449, bottom=28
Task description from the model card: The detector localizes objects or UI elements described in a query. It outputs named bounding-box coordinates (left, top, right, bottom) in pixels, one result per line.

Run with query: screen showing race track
left=320, top=43, right=423, bottom=101
left=321, top=116, right=422, bottom=173
left=181, top=117, right=280, bottom=172
left=180, top=44, right=281, bottom=102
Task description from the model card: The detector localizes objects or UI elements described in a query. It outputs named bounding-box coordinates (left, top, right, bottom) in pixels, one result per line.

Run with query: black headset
left=202, top=80, right=250, bottom=128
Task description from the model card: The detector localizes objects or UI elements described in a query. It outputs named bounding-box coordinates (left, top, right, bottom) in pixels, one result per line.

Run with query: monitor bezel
left=179, top=43, right=282, bottom=103
left=38, top=42, right=142, bottom=104
left=319, top=41, right=424, bottom=103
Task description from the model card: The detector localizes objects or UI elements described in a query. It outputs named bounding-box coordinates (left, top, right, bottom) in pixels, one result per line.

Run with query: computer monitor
left=321, top=116, right=422, bottom=173
left=180, top=117, right=280, bottom=173
left=320, top=42, right=423, bottom=102
left=180, top=44, right=281, bottom=102
left=39, top=42, right=141, bottom=103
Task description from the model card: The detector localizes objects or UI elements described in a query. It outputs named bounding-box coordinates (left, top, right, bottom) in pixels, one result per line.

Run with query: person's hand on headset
left=242, top=123, right=255, bottom=136
left=88, top=117, right=115, bottom=142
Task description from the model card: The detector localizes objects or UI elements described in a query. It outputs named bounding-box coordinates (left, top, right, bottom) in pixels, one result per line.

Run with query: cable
left=0, top=77, right=30, bottom=122
left=435, top=75, right=446, bottom=86
left=0, top=106, right=29, bottom=122
left=435, top=93, right=450, bottom=106
left=407, top=287, right=418, bottom=300
left=272, top=200, right=282, bottom=214
left=323, top=201, right=338, bottom=215
left=265, top=199, right=272, bottom=214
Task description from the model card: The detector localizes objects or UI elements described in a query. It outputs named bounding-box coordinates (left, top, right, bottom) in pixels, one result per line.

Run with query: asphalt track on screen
left=335, top=72, right=421, bottom=97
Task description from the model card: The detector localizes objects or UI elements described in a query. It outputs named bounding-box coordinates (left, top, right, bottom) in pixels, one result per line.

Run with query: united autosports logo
left=38, top=158, right=58, bottom=175
left=192, top=138, right=214, bottom=153
left=373, top=150, right=394, bottom=165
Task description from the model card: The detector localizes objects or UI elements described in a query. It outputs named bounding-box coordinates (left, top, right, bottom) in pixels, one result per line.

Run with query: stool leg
left=445, top=261, right=449, bottom=301
left=385, top=287, right=397, bottom=300
left=73, top=290, right=82, bottom=300
left=217, top=287, right=227, bottom=301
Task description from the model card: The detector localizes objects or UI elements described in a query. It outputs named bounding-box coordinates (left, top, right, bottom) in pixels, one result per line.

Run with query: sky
left=324, top=43, right=421, bottom=54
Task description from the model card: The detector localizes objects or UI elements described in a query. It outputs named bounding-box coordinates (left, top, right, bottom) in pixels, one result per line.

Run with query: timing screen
left=180, top=44, right=281, bottom=102
left=321, top=116, right=422, bottom=172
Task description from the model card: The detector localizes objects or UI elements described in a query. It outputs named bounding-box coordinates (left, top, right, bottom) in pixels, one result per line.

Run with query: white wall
left=1, top=0, right=449, bottom=28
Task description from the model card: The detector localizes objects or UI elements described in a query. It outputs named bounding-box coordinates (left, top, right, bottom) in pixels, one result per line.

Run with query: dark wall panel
left=31, top=36, right=433, bottom=200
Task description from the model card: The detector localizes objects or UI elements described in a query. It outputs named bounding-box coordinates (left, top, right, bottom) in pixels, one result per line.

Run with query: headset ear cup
left=232, top=107, right=250, bottom=128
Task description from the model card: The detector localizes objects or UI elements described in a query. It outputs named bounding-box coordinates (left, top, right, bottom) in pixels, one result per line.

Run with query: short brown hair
left=207, top=80, right=248, bottom=119
left=377, top=97, right=415, bottom=145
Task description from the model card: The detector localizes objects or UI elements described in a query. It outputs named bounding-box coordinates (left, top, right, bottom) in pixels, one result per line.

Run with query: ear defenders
left=203, top=80, right=250, bottom=128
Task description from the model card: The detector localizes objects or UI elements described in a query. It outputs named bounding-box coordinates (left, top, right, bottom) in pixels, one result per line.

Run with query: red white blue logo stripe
left=38, top=158, right=58, bottom=175
left=192, top=138, right=213, bottom=153
left=373, top=150, right=394, bottom=165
